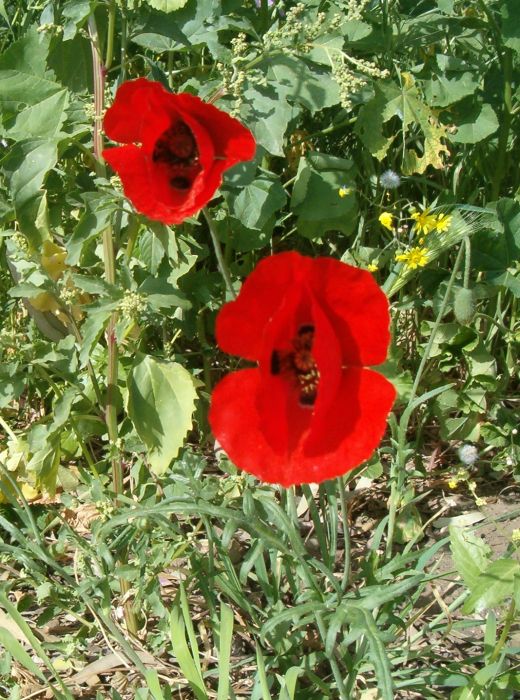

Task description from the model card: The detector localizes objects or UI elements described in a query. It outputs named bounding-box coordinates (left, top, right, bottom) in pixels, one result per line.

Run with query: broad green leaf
left=0, top=27, right=60, bottom=111
left=449, top=103, right=499, bottom=144
left=424, top=72, right=478, bottom=107
left=463, top=559, right=520, bottom=614
left=355, top=78, right=449, bottom=174
left=502, top=0, right=520, bottom=53
left=290, top=153, right=358, bottom=238
left=231, top=177, right=287, bottom=231
left=496, top=198, right=520, bottom=263
left=267, top=55, right=340, bottom=113
left=5, top=89, right=69, bottom=140
left=2, top=139, right=58, bottom=245
left=138, top=275, right=190, bottom=310
left=449, top=525, right=491, bottom=591
left=127, top=354, right=197, bottom=474
left=144, top=0, right=189, bottom=11
left=78, top=310, right=112, bottom=368
left=139, top=228, right=166, bottom=275
left=243, top=84, right=293, bottom=156
left=66, top=195, right=117, bottom=265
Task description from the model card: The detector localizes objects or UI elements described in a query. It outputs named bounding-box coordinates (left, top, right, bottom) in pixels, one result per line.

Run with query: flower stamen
left=270, top=325, right=320, bottom=407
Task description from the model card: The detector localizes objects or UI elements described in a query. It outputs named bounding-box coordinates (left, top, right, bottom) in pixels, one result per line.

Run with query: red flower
left=102, top=78, right=256, bottom=224
left=209, top=252, right=396, bottom=486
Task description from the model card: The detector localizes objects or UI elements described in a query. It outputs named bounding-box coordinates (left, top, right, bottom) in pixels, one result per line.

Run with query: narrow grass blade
left=216, top=602, right=234, bottom=700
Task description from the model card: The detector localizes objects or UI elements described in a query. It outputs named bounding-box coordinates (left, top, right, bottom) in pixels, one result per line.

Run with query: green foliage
left=0, top=0, right=519, bottom=698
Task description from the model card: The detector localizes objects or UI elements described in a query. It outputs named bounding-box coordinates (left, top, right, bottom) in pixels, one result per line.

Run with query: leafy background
left=0, top=0, right=519, bottom=698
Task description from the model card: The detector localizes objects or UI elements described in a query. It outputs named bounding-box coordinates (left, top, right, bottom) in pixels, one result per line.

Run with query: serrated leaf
left=463, top=559, right=520, bottom=614
left=127, top=354, right=197, bottom=474
left=5, top=89, right=69, bottom=140
left=449, top=525, right=491, bottom=591
left=267, top=55, right=340, bottom=113
left=144, top=0, right=189, bottom=11
left=355, top=78, right=449, bottom=174
left=424, top=72, right=478, bottom=107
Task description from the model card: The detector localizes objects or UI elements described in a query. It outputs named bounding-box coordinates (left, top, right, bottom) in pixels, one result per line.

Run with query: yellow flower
left=395, top=247, right=429, bottom=270
left=367, top=263, right=378, bottom=272
left=435, top=213, right=452, bottom=232
left=447, top=478, right=459, bottom=489
left=378, top=212, right=394, bottom=230
left=338, top=186, right=352, bottom=198
left=410, top=207, right=438, bottom=236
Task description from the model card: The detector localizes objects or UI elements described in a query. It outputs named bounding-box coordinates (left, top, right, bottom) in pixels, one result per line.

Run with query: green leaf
left=0, top=627, right=46, bottom=682
left=0, top=27, right=60, bottom=111
left=424, top=72, right=478, bottom=107
left=127, top=354, right=197, bottom=474
left=78, top=310, right=112, bottom=368
left=243, top=84, right=293, bottom=156
left=345, top=605, right=394, bottom=700
left=5, top=89, right=69, bottom=140
left=216, top=603, right=234, bottom=700
left=66, top=195, right=117, bottom=265
left=144, top=0, right=189, bottom=11
left=2, top=139, right=58, bottom=245
left=450, top=525, right=491, bottom=591
left=267, top=55, right=340, bottom=113
left=138, top=275, right=190, bottom=310
left=290, top=152, right=358, bottom=238
left=463, top=559, right=520, bottom=614
left=449, top=103, right=499, bottom=144
left=230, top=177, right=287, bottom=231
left=139, top=228, right=167, bottom=275
left=355, top=78, right=449, bottom=174
left=502, top=0, right=520, bottom=53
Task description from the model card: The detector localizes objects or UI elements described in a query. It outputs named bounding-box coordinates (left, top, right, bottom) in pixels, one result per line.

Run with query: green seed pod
left=454, top=287, right=475, bottom=325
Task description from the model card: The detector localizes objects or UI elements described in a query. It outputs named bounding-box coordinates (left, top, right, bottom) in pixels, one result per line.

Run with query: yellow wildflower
left=447, top=478, right=458, bottom=489
left=435, top=213, right=452, bottom=232
left=410, top=207, right=438, bottom=236
left=378, top=212, right=394, bottom=230
left=395, top=247, right=429, bottom=270
left=367, top=263, right=378, bottom=272
left=338, top=186, right=352, bottom=198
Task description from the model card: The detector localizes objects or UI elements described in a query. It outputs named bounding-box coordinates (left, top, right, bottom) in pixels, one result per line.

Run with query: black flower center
left=270, top=325, right=320, bottom=407
left=152, top=121, right=200, bottom=191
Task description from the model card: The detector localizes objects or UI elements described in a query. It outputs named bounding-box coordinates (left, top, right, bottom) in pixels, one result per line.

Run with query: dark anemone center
left=152, top=121, right=200, bottom=191
left=270, top=325, right=320, bottom=407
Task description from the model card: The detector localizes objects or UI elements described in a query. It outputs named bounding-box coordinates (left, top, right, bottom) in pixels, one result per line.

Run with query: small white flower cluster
left=118, top=291, right=148, bottom=320
left=332, top=54, right=388, bottom=111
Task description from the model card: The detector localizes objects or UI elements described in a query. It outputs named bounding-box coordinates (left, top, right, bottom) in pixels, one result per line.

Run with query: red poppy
left=209, top=252, right=396, bottom=486
left=102, top=78, right=256, bottom=224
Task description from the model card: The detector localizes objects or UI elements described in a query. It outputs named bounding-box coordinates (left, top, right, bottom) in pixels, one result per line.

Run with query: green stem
left=463, top=236, right=471, bottom=289
left=338, top=476, right=351, bottom=592
left=489, top=599, right=516, bottom=664
left=202, top=207, right=236, bottom=299
left=491, top=47, right=513, bottom=200
left=88, top=12, right=138, bottom=638
left=386, top=244, right=465, bottom=558
left=409, top=244, right=465, bottom=402
left=105, top=0, right=116, bottom=71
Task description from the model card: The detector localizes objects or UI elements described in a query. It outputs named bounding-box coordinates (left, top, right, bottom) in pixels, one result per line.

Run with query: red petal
left=308, top=257, right=391, bottom=366
left=175, top=93, right=256, bottom=165
left=103, top=78, right=172, bottom=150
left=210, top=367, right=395, bottom=487
left=216, top=252, right=310, bottom=360
left=103, top=145, right=203, bottom=224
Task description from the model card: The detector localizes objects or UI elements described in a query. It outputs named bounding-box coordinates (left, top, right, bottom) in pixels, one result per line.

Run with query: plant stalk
left=202, top=207, right=236, bottom=299
left=88, top=12, right=138, bottom=638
